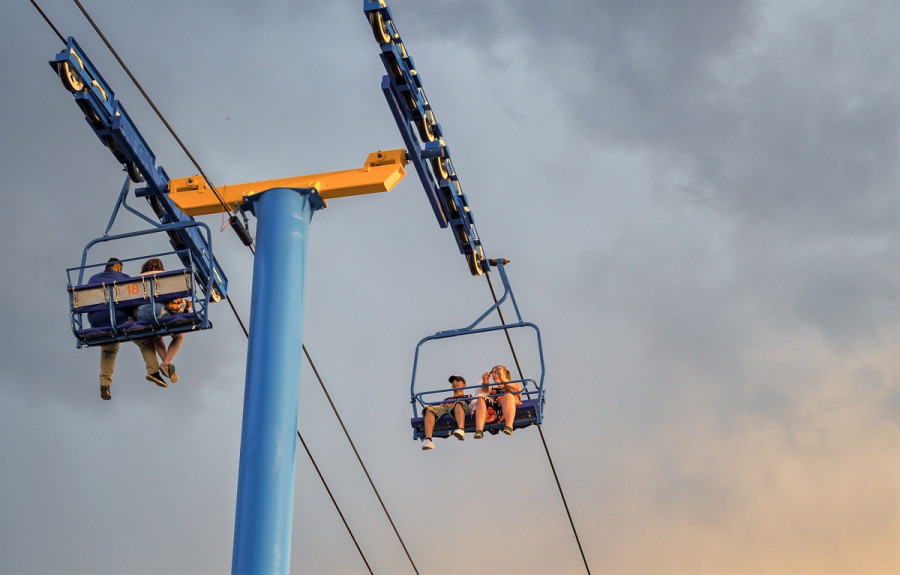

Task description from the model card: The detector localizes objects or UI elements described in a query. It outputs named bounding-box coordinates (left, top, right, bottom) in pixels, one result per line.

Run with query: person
left=135, top=257, right=187, bottom=383
left=473, top=364, right=522, bottom=438
left=86, top=258, right=167, bottom=400
left=421, top=375, right=473, bottom=450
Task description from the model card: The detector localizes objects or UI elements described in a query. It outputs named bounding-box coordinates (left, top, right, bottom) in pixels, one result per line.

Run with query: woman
left=473, top=364, right=522, bottom=438
left=135, top=258, right=185, bottom=383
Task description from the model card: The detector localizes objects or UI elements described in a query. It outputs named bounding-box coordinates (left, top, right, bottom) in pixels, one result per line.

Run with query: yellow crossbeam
left=167, top=149, right=408, bottom=216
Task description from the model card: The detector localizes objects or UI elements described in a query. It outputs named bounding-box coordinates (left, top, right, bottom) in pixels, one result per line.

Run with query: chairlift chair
left=409, top=259, right=545, bottom=439
left=67, top=221, right=216, bottom=348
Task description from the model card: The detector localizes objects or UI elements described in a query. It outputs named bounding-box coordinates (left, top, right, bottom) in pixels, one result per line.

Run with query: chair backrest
left=69, top=269, right=193, bottom=314
left=67, top=267, right=210, bottom=348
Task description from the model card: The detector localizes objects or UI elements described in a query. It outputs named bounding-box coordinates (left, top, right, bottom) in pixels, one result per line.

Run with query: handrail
left=414, top=379, right=538, bottom=407
left=72, top=220, right=213, bottom=286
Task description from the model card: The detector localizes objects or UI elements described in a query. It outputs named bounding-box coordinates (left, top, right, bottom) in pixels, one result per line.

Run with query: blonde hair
left=491, top=365, right=511, bottom=380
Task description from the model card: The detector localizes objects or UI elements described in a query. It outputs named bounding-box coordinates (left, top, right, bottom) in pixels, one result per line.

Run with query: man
left=87, top=258, right=167, bottom=401
left=421, top=375, right=472, bottom=450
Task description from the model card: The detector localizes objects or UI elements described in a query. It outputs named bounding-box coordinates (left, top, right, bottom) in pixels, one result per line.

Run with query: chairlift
left=409, top=259, right=545, bottom=439
left=66, top=177, right=217, bottom=348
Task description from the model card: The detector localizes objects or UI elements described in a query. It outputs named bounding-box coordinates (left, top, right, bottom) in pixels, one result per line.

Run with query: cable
left=225, top=293, right=249, bottom=338
left=298, top=430, right=375, bottom=575
left=484, top=271, right=593, bottom=575
left=71, top=0, right=242, bottom=220
left=303, top=344, right=421, bottom=575
left=230, top=299, right=391, bottom=571
left=484, top=272, right=527, bottom=389
left=537, top=426, right=592, bottom=574
left=29, top=0, right=65, bottom=43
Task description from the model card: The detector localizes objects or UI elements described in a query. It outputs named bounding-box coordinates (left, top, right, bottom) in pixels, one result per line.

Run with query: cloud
left=1, top=1, right=897, bottom=573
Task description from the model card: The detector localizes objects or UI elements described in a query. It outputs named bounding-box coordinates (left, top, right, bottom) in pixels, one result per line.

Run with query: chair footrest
left=410, top=398, right=543, bottom=440
left=75, top=316, right=210, bottom=347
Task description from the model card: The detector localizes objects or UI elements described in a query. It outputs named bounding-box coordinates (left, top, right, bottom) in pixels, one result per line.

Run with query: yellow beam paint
left=168, top=149, right=408, bottom=216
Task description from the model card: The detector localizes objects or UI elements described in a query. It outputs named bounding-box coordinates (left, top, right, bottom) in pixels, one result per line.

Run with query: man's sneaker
left=161, top=363, right=178, bottom=383
left=100, top=385, right=111, bottom=401
left=502, top=426, right=514, bottom=436
left=421, top=438, right=435, bottom=450
left=474, top=430, right=484, bottom=439
left=146, top=372, right=168, bottom=387
left=452, top=428, right=465, bottom=441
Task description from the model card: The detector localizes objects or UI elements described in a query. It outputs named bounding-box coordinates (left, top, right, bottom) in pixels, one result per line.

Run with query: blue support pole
left=232, top=187, right=323, bottom=574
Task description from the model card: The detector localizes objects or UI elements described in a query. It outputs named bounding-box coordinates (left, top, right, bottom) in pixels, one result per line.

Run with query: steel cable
left=298, top=429, right=375, bottom=575
left=72, top=0, right=240, bottom=218
left=484, top=271, right=592, bottom=574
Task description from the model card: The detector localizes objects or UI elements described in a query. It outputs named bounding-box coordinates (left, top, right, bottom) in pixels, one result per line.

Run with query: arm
left=480, top=372, right=493, bottom=396
left=498, top=379, right=522, bottom=395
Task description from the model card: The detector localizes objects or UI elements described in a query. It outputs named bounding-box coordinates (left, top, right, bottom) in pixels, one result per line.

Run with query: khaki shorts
left=423, top=401, right=472, bottom=419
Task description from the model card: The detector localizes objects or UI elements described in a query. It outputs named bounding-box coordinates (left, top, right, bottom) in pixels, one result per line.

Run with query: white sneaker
left=421, top=439, right=434, bottom=450
left=452, top=428, right=465, bottom=441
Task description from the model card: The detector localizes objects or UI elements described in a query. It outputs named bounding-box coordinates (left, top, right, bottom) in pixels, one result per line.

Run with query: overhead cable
left=29, top=0, right=65, bottom=43
left=298, top=430, right=375, bottom=575
left=303, top=344, right=421, bottom=574
left=72, top=0, right=241, bottom=220
left=485, top=271, right=593, bottom=574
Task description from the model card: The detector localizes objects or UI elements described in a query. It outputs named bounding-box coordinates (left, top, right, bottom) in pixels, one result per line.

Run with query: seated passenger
left=473, top=364, right=521, bottom=438
left=87, top=257, right=166, bottom=400
left=421, top=375, right=472, bottom=451
left=135, top=257, right=186, bottom=383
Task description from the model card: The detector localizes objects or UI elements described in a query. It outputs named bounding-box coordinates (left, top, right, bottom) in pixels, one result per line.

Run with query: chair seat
left=410, top=397, right=543, bottom=440
left=75, top=314, right=209, bottom=347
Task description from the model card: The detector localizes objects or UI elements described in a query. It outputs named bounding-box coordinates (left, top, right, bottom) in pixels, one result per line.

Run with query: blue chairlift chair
left=67, top=221, right=216, bottom=349
left=409, top=260, right=545, bottom=439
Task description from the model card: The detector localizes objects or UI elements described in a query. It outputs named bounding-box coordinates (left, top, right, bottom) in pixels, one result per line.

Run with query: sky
left=0, top=1, right=897, bottom=574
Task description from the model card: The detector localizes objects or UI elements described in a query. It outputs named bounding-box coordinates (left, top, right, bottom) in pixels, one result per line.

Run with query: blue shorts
left=135, top=303, right=168, bottom=321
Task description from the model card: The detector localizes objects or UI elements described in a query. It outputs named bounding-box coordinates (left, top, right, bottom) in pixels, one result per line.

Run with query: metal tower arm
left=168, top=149, right=408, bottom=216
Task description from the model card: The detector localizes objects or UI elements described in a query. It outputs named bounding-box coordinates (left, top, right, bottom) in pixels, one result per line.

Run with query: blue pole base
left=232, top=187, right=321, bottom=574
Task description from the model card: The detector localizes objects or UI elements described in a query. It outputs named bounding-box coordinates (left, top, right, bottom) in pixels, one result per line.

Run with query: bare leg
left=453, top=403, right=466, bottom=429
left=152, top=336, right=166, bottom=362
left=475, top=397, right=486, bottom=432
left=423, top=408, right=436, bottom=439
left=161, top=333, right=184, bottom=366
left=500, top=393, right=517, bottom=429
